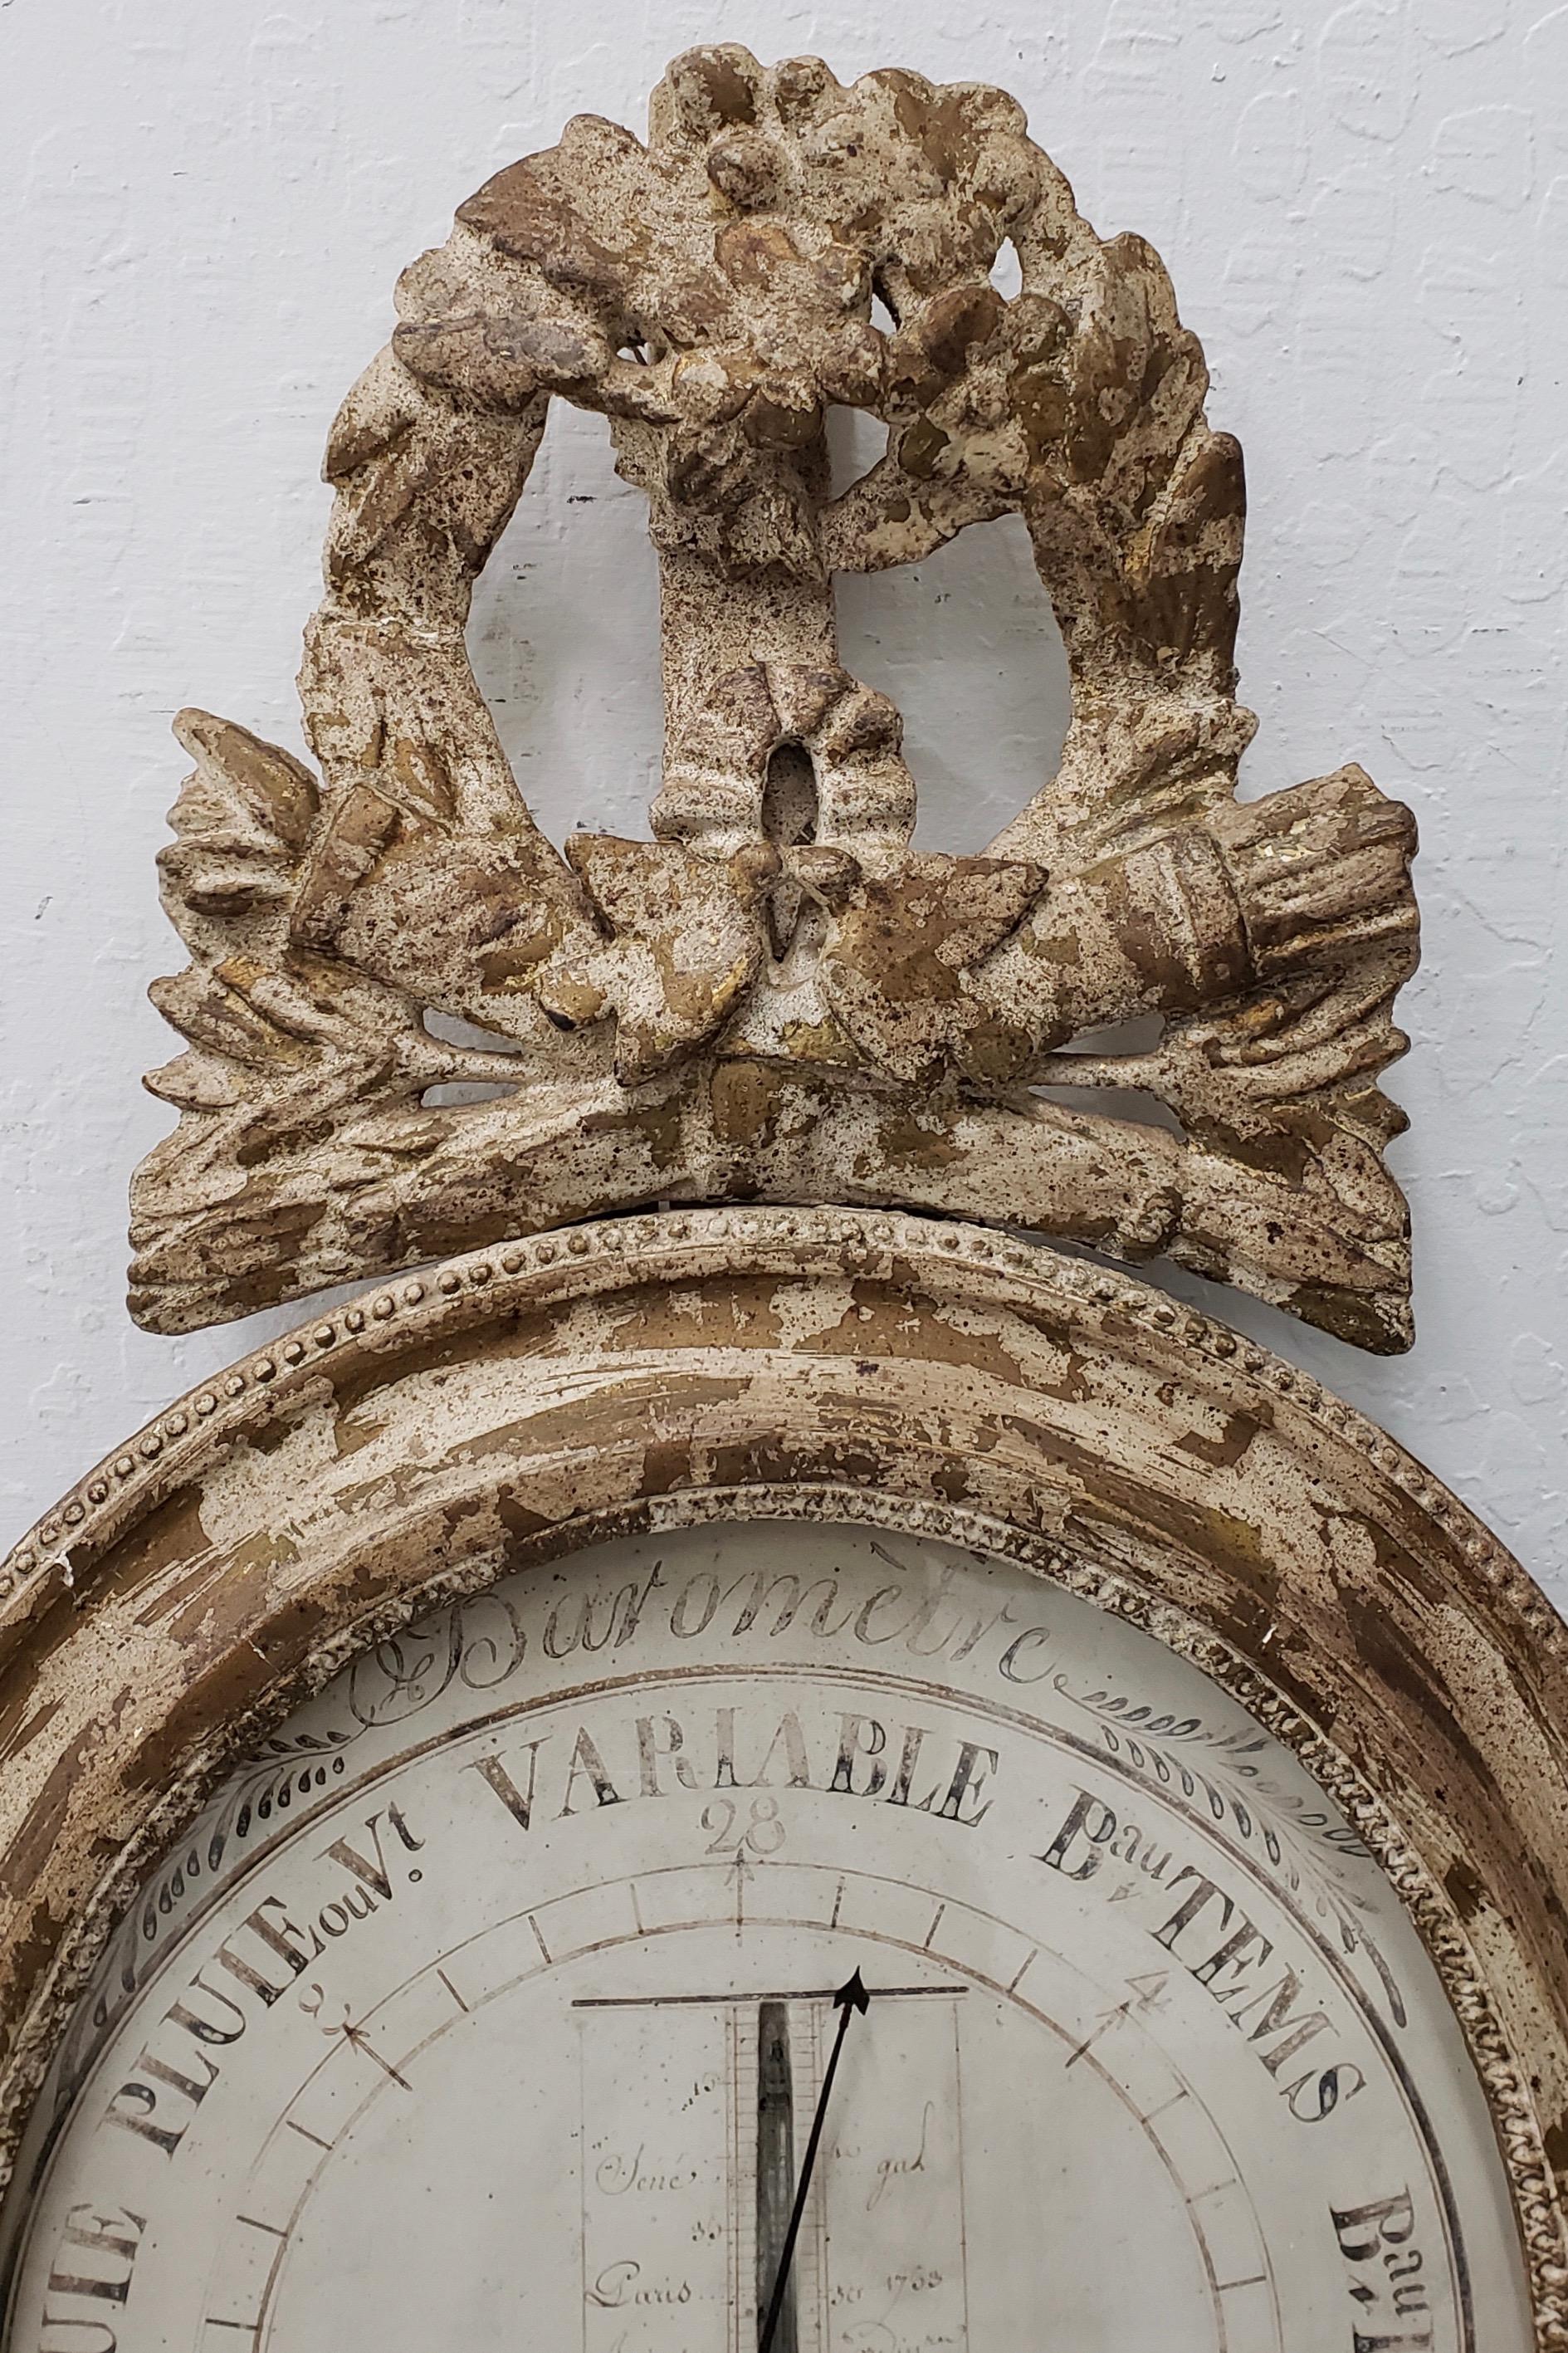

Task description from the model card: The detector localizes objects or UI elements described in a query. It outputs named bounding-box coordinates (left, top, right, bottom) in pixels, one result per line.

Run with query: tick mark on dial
left=730, top=1848, right=754, bottom=1940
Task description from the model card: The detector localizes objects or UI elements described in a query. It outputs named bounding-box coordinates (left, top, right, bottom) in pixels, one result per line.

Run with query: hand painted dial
left=0, top=1525, right=1534, bottom=2351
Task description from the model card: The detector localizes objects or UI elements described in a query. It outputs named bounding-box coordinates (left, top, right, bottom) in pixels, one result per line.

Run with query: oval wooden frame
left=3, top=1208, right=1566, bottom=2344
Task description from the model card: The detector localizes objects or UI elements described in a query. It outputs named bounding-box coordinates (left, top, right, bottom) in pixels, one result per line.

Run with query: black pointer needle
left=757, top=1971, right=872, bottom=2353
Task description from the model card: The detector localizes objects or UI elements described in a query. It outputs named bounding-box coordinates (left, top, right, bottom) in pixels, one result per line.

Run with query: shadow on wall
left=467, top=399, right=1074, bottom=858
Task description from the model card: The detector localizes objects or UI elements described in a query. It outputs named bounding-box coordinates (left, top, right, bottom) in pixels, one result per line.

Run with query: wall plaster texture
left=1, top=0, right=1565, bottom=1588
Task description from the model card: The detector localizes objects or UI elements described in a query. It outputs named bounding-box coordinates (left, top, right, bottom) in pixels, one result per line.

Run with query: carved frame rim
left=2, top=1207, right=1566, bottom=2345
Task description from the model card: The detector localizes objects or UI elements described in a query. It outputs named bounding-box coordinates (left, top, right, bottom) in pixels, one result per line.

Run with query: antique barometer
left=4, top=47, right=1566, bottom=2353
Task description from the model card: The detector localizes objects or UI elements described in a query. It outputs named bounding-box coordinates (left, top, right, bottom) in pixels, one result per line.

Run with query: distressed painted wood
left=130, top=49, right=1419, bottom=1349
left=3, top=1211, right=1566, bottom=2340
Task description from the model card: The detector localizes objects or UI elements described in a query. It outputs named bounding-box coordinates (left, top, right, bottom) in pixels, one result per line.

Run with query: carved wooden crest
left=130, top=46, right=1419, bottom=1348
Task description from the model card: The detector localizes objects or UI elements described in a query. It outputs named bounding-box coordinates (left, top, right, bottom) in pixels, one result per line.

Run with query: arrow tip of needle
left=834, top=1969, right=870, bottom=2013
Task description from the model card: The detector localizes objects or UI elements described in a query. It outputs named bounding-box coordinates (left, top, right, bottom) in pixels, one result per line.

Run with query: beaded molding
left=4, top=1209, right=1534, bottom=1611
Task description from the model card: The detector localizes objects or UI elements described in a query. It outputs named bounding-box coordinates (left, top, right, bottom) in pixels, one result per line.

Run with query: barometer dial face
left=0, top=1524, right=1533, bottom=2352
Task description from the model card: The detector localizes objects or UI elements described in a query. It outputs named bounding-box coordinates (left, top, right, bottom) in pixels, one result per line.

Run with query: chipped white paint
left=2, top=1, right=1565, bottom=1582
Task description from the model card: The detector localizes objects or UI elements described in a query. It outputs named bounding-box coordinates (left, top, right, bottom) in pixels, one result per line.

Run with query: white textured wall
left=2, top=0, right=1565, bottom=1587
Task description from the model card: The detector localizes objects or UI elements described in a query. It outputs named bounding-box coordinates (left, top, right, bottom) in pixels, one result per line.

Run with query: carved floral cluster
left=389, top=47, right=1061, bottom=577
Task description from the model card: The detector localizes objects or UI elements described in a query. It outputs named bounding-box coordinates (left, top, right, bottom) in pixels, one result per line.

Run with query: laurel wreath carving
left=133, top=48, right=1419, bottom=1349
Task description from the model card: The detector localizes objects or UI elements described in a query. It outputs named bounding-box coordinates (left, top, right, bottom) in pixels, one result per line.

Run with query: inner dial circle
left=0, top=1525, right=1534, bottom=2353
left=254, top=1903, right=1248, bottom=2352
